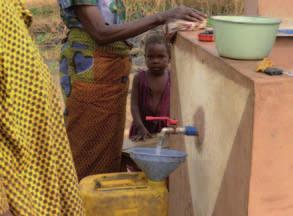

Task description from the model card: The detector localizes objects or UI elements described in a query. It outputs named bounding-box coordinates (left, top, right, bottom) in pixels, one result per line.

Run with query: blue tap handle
left=185, top=126, right=198, bottom=136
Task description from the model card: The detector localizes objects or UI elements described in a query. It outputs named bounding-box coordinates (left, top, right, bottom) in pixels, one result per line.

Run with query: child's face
left=145, top=43, right=170, bottom=76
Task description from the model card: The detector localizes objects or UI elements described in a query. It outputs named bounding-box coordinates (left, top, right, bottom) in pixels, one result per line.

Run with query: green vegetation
left=28, top=0, right=244, bottom=73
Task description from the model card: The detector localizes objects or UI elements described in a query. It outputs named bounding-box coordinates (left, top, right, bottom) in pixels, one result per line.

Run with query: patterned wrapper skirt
left=60, top=28, right=131, bottom=180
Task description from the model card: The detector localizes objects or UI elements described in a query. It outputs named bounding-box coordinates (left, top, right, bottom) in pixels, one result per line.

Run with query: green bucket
left=211, top=16, right=281, bottom=60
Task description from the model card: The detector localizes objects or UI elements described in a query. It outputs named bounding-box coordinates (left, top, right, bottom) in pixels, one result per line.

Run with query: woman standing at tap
left=58, top=0, right=206, bottom=180
left=0, top=1, right=83, bottom=215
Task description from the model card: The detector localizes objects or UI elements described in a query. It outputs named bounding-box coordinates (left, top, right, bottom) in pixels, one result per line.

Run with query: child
left=130, top=33, right=171, bottom=141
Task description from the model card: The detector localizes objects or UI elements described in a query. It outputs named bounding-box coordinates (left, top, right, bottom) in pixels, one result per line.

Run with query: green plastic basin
left=211, top=16, right=281, bottom=60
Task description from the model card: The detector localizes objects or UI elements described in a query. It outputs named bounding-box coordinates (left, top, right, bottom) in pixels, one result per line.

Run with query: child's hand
left=131, top=126, right=152, bottom=142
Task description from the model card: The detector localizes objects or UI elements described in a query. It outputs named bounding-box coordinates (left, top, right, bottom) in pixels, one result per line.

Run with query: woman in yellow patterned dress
left=0, top=1, right=84, bottom=215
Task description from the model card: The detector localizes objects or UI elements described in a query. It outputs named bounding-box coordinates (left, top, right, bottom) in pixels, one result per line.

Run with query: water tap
left=145, top=116, right=198, bottom=137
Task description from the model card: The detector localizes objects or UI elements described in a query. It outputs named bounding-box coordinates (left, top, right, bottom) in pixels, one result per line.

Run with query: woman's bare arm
left=75, top=5, right=206, bottom=45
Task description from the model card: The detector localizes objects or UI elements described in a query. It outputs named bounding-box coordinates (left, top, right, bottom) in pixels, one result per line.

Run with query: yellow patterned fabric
left=0, top=180, right=9, bottom=214
left=0, top=0, right=84, bottom=215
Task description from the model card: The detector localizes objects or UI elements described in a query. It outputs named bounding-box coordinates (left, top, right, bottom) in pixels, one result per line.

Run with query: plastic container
left=129, top=147, right=187, bottom=181
left=211, top=16, right=281, bottom=60
left=79, top=172, right=168, bottom=216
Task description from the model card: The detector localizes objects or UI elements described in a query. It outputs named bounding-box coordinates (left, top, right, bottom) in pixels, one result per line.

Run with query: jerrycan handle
left=96, top=179, right=135, bottom=189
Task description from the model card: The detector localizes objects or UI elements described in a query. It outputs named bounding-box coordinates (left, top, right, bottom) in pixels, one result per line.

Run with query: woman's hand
left=75, top=5, right=206, bottom=45
left=162, top=6, right=206, bottom=23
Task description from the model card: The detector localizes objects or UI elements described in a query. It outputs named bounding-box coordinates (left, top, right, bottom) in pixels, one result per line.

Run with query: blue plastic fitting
left=184, top=126, right=198, bottom=136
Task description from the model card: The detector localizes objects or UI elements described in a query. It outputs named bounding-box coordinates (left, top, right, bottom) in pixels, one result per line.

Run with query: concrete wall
left=245, top=0, right=293, bottom=28
left=169, top=32, right=293, bottom=216
left=169, top=34, right=253, bottom=216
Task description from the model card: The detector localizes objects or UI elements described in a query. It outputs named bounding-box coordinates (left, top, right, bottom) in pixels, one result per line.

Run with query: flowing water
left=155, top=135, right=166, bottom=155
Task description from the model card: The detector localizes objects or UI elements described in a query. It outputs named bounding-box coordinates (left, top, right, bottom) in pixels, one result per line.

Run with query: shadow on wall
left=212, top=94, right=253, bottom=216
left=193, top=106, right=205, bottom=152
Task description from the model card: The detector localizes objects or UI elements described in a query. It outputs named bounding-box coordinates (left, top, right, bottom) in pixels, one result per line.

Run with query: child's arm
left=131, top=74, right=152, bottom=141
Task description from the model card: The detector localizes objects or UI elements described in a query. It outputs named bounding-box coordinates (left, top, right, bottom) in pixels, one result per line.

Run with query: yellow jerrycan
left=79, top=172, right=168, bottom=216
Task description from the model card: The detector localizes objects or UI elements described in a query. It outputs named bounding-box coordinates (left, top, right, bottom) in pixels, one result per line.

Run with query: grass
left=30, top=5, right=55, bottom=16
left=27, top=2, right=65, bottom=72
left=26, top=0, right=244, bottom=88
left=26, top=0, right=244, bottom=73
left=124, top=0, right=244, bottom=19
